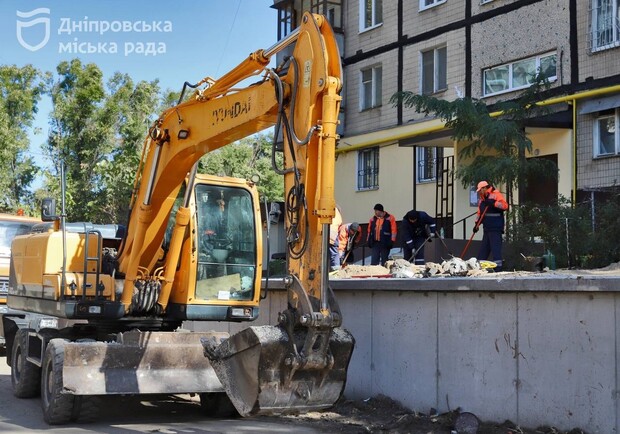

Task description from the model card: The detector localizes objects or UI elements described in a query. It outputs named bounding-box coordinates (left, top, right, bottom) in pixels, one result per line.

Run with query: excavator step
left=202, top=325, right=355, bottom=416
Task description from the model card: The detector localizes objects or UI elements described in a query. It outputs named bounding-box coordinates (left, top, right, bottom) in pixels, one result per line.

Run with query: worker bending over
left=338, top=222, right=362, bottom=266
left=401, top=210, right=436, bottom=265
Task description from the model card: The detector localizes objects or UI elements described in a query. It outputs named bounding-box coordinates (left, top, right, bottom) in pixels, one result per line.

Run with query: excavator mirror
left=41, top=198, right=57, bottom=222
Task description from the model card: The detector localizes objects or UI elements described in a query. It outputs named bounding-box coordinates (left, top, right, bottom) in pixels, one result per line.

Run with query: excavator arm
left=116, top=13, right=354, bottom=416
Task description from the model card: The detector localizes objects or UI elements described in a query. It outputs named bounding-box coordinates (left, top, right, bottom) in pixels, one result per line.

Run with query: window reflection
left=195, top=184, right=256, bottom=302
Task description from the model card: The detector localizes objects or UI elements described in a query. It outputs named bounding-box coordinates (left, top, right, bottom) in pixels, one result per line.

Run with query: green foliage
left=31, top=58, right=281, bottom=225
left=391, top=75, right=559, bottom=236
left=44, top=59, right=161, bottom=224
left=391, top=75, right=557, bottom=199
left=506, top=194, right=620, bottom=269
left=198, top=134, right=284, bottom=202
left=0, top=64, right=48, bottom=213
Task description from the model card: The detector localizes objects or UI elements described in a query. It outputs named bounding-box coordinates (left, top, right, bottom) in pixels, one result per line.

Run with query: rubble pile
left=332, top=257, right=492, bottom=279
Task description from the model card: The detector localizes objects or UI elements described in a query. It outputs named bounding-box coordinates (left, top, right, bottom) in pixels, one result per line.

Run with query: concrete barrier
left=189, top=273, right=620, bottom=432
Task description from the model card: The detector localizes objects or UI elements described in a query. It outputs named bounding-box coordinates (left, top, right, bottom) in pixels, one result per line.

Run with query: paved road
left=0, top=354, right=321, bottom=433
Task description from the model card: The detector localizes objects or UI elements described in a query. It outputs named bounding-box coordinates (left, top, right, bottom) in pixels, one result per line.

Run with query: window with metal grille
left=590, top=0, right=620, bottom=51
left=417, top=147, right=443, bottom=182
left=357, top=147, right=379, bottom=190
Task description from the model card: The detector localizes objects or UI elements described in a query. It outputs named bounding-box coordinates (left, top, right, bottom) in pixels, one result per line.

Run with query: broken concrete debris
left=332, top=257, right=491, bottom=279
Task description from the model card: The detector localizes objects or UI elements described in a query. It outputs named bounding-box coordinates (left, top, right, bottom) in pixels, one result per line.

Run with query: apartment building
left=271, top=0, right=620, bottom=238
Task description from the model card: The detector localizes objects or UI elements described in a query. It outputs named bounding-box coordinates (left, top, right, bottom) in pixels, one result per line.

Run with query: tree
left=391, top=75, right=558, bottom=236
left=198, top=133, right=284, bottom=202
left=0, top=65, right=48, bottom=214
left=44, top=59, right=161, bottom=223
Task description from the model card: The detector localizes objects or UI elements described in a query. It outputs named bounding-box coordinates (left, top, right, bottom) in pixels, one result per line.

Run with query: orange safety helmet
left=476, top=181, right=489, bottom=192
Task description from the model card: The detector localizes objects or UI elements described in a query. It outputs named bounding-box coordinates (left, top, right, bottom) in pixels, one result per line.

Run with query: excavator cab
left=162, top=175, right=263, bottom=322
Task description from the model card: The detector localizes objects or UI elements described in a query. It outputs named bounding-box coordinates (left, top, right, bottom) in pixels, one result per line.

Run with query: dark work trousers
left=477, top=230, right=503, bottom=270
left=329, top=242, right=340, bottom=270
left=371, top=244, right=391, bottom=266
left=404, top=237, right=426, bottom=265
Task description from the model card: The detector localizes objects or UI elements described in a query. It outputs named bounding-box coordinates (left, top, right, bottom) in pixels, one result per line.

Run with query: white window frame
left=359, top=0, right=382, bottom=32
left=419, top=0, right=447, bottom=12
left=359, top=65, right=382, bottom=111
left=591, top=0, right=620, bottom=51
left=482, top=51, right=557, bottom=97
left=480, top=0, right=495, bottom=4
left=420, top=46, right=447, bottom=95
left=357, top=147, right=380, bottom=191
left=594, top=109, right=620, bottom=158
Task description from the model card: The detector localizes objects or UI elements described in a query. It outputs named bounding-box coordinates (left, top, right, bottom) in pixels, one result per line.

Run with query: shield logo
left=16, top=8, right=51, bottom=52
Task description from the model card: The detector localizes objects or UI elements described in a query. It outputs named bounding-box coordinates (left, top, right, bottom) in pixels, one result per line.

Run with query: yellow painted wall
left=335, top=143, right=454, bottom=226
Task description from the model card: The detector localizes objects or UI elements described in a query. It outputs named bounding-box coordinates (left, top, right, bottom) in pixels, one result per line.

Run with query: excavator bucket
left=202, top=325, right=355, bottom=416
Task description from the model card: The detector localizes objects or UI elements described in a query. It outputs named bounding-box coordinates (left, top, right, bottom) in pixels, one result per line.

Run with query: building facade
left=271, top=0, right=620, bottom=241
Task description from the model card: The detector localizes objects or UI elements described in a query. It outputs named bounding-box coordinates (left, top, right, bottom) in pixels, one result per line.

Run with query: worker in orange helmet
left=474, top=181, right=508, bottom=271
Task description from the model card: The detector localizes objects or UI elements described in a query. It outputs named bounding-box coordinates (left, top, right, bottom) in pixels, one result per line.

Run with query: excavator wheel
left=199, top=392, right=238, bottom=418
left=71, top=395, right=100, bottom=423
left=11, top=328, right=41, bottom=398
left=41, top=339, right=75, bottom=425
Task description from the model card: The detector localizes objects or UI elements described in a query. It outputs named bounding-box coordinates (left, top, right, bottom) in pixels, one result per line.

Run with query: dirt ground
left=264, top=394, right=588, bottom=434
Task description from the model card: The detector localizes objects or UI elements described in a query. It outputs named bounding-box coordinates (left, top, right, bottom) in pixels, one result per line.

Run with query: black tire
left=71, top=395, right=100, bottom=423
left=41, top=339, right=75, bottom=425
left=199, top=392, right=239, bottom=418
left=11, top=328, right=41, bottom=398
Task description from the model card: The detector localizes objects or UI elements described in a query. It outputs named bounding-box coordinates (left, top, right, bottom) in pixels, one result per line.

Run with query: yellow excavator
left=5, top=13, right=354, bottom=424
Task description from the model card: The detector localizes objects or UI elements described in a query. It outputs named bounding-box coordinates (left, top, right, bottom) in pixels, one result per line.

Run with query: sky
left=0, top=0, right=277, bottom=167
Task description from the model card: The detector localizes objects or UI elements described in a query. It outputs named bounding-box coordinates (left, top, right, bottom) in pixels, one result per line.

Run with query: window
left=357, top=147, right=379, bottom=190
left=310, top=0, right=343, bottom=31
left=417, top=147, right=443, bottom=182
left=276, top=2, right=296, bottom=40
left=483, top=52, right=557, bottom=97
left=591, top=0, right=620, bottom=51
left=594, top=109, right=619, bottom=157
left=421, top=46, right=447, bottom=95
left=360, top=66, right=382, bottom=110
left=420, top=0, right=447, bottom=11
left=360, top=0, right=382, bottom=31
left=195, top=183, right=257, bottom=302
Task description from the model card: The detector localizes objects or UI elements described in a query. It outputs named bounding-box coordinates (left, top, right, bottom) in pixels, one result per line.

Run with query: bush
left=505, top=193, right=620, bottom=270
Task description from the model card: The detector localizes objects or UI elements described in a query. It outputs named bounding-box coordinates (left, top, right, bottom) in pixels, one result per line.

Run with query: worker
left=474, top=180, right=508, bottom=271
left=367, top=204, right=397, bottom=266
left=328, top=206, right=343, bottom=271
left=401, top=210, right=437, bottom=265
left=338, top=222, right=362, bottom=266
